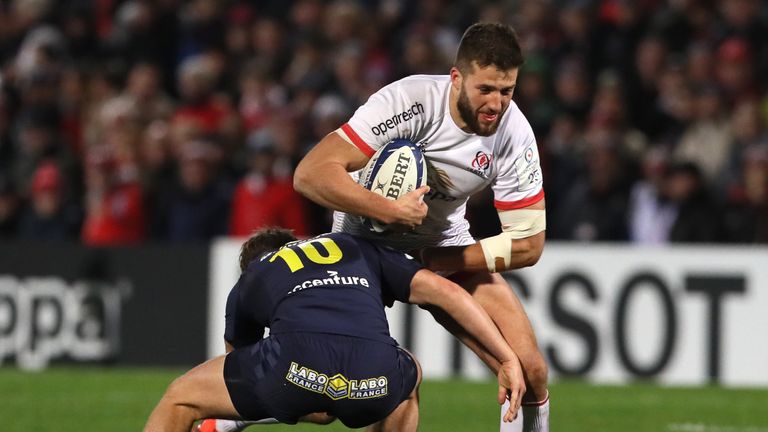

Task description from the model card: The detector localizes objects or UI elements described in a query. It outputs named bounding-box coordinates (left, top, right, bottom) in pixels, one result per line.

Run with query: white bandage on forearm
left=479, top=232, right=514, bottom=273
left=479, top=209, right=546, bottom=273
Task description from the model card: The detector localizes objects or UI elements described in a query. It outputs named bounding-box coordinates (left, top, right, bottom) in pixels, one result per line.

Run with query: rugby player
left=144, top=228, right=526, bottom=432
left=293, top=22, right=550, bottom=432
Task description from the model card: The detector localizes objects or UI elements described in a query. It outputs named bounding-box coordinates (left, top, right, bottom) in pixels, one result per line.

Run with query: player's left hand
left=497, top=356, right=526, bottom=422
left=389, top=185, right=429, bottom=228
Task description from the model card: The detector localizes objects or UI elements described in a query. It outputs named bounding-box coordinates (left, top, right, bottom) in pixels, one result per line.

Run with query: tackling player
left=293, top=22, right=549, bottom=432
left=145, top=228, right=525, bottom=432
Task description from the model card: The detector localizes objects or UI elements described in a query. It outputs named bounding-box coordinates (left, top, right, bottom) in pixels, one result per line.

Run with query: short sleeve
left=375, top=246, right=423, bottom=304
left=492, top=109, right=545, bottom=210
left=341, top=79, right=432, bottom=157
left=357, top=236, right=423, bottom=304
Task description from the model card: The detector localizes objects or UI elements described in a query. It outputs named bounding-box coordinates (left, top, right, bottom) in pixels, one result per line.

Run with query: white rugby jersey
left=332, top=75, right=544, bottom=250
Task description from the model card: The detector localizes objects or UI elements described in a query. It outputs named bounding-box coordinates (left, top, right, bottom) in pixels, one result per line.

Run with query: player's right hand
left=390, top=186, right=430, bottom=228
left=497, top=357, right=526, bottom=422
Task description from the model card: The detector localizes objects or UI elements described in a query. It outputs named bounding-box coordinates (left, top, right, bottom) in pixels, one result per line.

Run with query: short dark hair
left=455, top=22, right=524, bottom=74
left=239, top=227, right=298, bottom=271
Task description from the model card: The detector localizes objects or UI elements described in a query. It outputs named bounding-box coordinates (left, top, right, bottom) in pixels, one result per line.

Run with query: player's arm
left=419, top=200, right=545, bottom=272
left=294, top=131, right=428, bottom=226
left=408, top=269, right=525, bottom=419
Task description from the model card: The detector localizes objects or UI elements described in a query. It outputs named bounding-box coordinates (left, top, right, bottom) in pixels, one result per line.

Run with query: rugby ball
left=359, top=139, right=427, bottom=232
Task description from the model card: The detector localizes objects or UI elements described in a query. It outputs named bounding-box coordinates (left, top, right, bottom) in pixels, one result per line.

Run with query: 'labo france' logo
left=286, top=362, right=388, bottom=400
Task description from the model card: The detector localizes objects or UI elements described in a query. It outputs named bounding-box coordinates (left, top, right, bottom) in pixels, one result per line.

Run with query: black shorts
left=223, top=332, right=418, bottom=428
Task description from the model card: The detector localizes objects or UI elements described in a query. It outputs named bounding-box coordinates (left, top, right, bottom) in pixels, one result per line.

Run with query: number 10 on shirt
left=268, top=238, right=344, bottom=272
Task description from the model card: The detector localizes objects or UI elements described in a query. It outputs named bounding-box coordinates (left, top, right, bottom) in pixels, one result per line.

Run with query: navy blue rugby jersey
left=228, top=232, right=423, bottom=345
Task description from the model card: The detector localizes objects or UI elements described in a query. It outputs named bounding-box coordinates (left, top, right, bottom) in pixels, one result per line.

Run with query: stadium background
left=1, top=0, right=768, bottom=430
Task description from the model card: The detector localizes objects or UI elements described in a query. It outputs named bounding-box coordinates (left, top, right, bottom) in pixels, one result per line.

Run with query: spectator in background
left=0, top=0, right=767, bottom=245
left=717, top=0, right=768, bottom=80
left=11, top=106, right=79, bottom=200
left=594, top=0, right=647, bottom=79
left=171, top=54, right=237, bottom=140
left=664, top=162, right=724, bottom=243
left=394, top=32, right=446, bottom=79
left=552, top=137, right=630, bottom=241
left=723, top=145, right=768, bottom=242
left=289, top=0, right=324, bottom=36
left=515, top=55, right=557, bottom=136
left=721, top=100, right=767, bottom=193
left=281, top=35, right=331, bottom=97
left=139, top=120, right=176, bottom=203
left=655, top=59, right=696, bottom=146
left=229, top=129, right=308, bottom=238
left=58, top=65, right=88, bottom=156
left=555, top=1, right=600, bottom=77
left=176, top=0, right=226, bottom=61
left=249, top=16, right=289, bottom=79
left=220, top=4, right=254, bottom=93
left=236, top=60, right=286, bottom=133
left=58, top=3, right=99, bottom=62
left=0, top=176, right=20, bottom=239
left=0, top=94, right=15, bottom=172
left=102, top=0, right=176, bottom=70
left=81, top=146, right=145, bottom=245
left=541, top=112, right=587, bottom=218
left=13, top=25, right=66, bottom=90
left=153, top=139, right=231, bottom=242
left=589, top=70, right=648, bottom=164
left=118, top=62, right=175, bottom=128
left=674, top=85, right=732, bottom=185
left=322, top=0, right=366, bottom=50
left=628, top=147, right=677, bottom=244
left=18, top=161, right=81, bottom=241
left=329, top=43, right=370, bottom=109
left=81, top=66, right=123, bottom=151
left=553, top=58, right=592, bottom=123
left=625, top=34, right=668, bottom=140
left=715, top=37, right=759, bottom=107
left=686, top=43, right=715, bottom=89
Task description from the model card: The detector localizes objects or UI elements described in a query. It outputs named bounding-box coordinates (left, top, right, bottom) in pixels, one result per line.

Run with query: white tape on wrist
left=480, top=233, right=514, bottom=273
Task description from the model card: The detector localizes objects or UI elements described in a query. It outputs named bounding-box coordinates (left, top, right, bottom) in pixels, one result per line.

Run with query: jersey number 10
left=269, top=238, right=343, bottom=273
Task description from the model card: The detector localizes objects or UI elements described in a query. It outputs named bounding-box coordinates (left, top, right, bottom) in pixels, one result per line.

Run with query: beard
left=456, top=85, right=502, bottom=137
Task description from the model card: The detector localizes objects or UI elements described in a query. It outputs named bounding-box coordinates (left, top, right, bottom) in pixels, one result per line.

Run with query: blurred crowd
left=0, top=0, right=766, bottom=245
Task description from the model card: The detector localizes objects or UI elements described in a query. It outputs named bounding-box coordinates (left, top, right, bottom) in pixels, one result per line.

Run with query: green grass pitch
left=2, top=367, right=767, bottom=431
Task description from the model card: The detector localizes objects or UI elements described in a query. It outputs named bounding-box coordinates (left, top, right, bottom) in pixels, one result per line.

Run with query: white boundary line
left=667, top=423, right=768, bottom=432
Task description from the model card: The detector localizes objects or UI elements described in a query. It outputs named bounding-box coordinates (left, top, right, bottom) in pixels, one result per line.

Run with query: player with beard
left=206, top=23, right=549, bottom=432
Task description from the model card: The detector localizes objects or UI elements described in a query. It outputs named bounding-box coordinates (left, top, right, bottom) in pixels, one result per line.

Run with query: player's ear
left=450, top=67, right=462, bottom=90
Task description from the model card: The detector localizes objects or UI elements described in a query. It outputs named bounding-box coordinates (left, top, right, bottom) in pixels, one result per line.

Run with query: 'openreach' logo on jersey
left=286, top=362, right=388, bottom=400
left=370, top=102, right=425, bottom=136
left=288, top=270, right=370, bottom=295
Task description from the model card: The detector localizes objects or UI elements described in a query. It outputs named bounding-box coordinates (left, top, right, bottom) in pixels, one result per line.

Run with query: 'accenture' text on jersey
left=370, top=102, right=425, bottom=136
